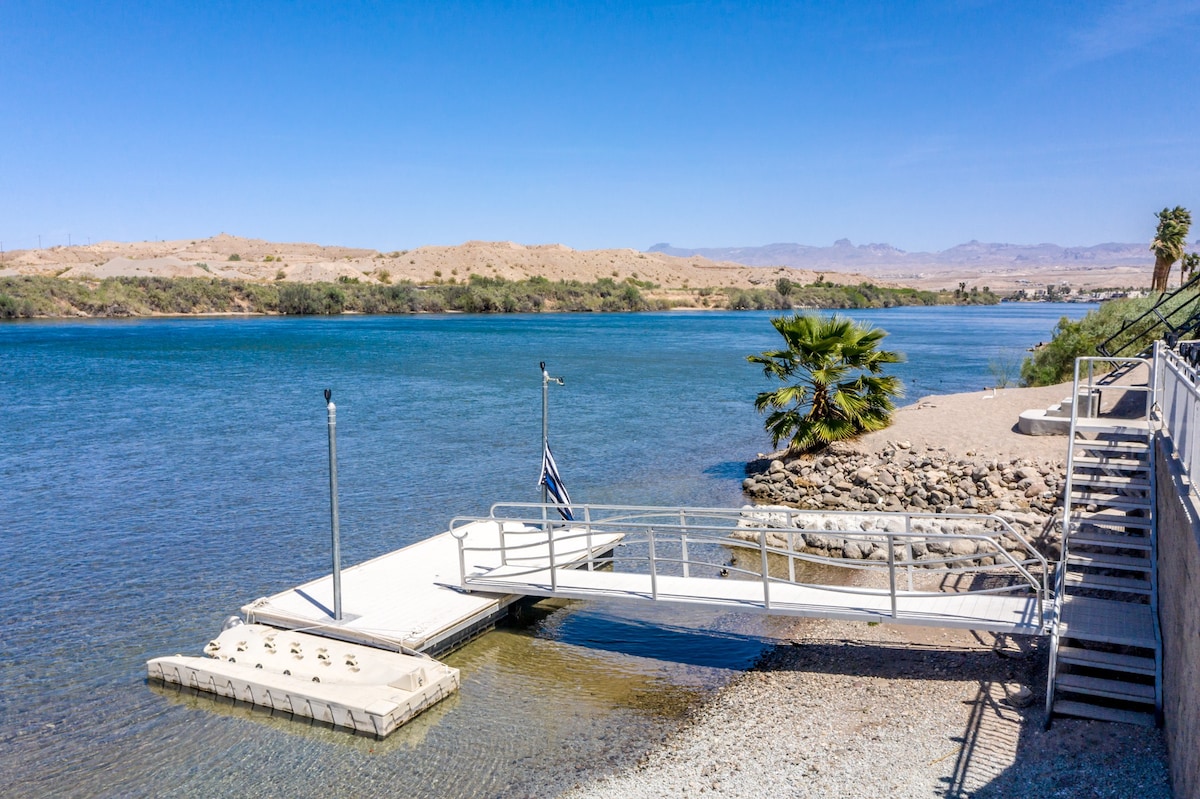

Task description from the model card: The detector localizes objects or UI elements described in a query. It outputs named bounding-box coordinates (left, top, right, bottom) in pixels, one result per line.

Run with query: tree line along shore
left=0, top=274, right=999, bottom=320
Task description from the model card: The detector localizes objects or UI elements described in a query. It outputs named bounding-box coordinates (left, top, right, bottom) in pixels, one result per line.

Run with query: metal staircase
left=1046, top=358, right=1162, bottom=727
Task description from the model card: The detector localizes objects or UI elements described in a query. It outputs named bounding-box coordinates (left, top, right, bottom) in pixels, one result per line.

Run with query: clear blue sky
left=3, top=1, right=1198, bottom=253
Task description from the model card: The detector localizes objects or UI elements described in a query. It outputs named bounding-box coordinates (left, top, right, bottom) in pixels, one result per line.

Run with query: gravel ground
left=559, top=615, right=1172, bottom=799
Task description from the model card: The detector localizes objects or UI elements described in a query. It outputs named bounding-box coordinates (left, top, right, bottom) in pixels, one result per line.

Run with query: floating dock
left=241, top=520, right=622, bottom=655
left=147, top=520, right=621, bottom=736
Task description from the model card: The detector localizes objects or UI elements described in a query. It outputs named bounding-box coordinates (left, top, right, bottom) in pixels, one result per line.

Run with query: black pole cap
left=324, top=388, right=332, bottom=403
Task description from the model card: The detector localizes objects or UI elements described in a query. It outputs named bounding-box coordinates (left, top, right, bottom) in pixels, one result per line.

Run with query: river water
left=0, top=304, right=1090, bottom=798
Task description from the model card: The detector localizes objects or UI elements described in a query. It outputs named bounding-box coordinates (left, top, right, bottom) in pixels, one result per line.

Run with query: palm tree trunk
left=1152, top=253, right=1175, bottom=293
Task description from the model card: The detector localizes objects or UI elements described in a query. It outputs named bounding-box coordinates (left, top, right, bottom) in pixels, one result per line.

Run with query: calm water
left=0, top=304, right=1091, bottom=798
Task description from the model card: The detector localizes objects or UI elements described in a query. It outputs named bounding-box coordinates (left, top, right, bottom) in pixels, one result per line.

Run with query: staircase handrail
left=1097, top=273, right=1200, bottom=358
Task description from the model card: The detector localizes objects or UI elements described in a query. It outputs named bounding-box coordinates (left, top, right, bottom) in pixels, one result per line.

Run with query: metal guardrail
left=450, top=504, right=1049, bottom=629
left=1157, top=341, right=1200, bottom=478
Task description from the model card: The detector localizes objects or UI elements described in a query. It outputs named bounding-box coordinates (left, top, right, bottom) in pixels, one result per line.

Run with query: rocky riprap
left=738, top=440, right=1065, bottom=560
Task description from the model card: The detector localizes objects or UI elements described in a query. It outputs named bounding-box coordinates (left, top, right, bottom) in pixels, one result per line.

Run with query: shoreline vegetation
left=0, top=274, right=1000, bottom=320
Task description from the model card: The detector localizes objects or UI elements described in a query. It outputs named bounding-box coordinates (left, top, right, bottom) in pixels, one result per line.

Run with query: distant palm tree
left=1150, top=206, right=1192, bottom=292
left=748, top=313, right=904, bottom=454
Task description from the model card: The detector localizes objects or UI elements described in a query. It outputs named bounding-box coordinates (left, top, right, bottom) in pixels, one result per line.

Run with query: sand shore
left=562, top=383, right=1172, bottom=799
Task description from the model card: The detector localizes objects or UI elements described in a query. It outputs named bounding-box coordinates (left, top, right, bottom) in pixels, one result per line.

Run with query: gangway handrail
left=450, top=505, right=1049, bottom=630
left=457, top=504, right=1049, bottom=582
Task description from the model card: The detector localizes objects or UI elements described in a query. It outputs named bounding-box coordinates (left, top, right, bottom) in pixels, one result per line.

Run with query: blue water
left=0, top=304, right=1090, bottom=798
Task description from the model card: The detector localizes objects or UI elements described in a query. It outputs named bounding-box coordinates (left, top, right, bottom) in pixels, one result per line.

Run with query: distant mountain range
left=646, top=239, right=1170, bottom=273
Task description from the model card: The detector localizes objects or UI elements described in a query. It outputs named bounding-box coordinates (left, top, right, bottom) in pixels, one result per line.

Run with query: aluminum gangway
left=452, top=504, right=1050, bottom=635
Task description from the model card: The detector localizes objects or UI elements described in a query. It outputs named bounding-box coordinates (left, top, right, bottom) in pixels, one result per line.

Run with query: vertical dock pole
left=324, top=388, right=343, bottom=622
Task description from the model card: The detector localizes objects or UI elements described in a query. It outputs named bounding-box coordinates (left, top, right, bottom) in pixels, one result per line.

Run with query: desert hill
left=0, top=234, right=1167, bottom=294
left=0, top=234, right=876, bottom=291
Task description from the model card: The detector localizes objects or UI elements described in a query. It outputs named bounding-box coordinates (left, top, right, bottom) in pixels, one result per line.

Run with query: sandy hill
left=0, top=234, right=881, bottom=290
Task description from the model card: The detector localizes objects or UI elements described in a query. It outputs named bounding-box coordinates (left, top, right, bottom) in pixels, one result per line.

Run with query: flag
left=539, top=443, right=574, bottom=521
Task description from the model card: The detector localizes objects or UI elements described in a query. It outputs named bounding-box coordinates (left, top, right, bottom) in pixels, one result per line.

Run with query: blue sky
left=3, top=1, right=1198, bottom=253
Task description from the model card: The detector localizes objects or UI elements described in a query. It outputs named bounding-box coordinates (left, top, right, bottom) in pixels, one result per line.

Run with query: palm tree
left=747, top=313, right=904, bottom=454
left=1150, top=206, right=1192, bottom=292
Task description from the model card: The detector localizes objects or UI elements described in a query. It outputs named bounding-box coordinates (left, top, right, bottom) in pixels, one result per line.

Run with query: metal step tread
left=1069, top=531, right=1153, bottom=551
left=1073, top=455, right=1149, bottom=468
left=1072, top=419, right=1150, bottom=432
left=1066, top=552, right=1153, bottom=571
left=1070, top=488, right=1151, bottom=500
left=1073, top=512, right=1153, bottom=529
left=1073, top=439, right=1150, bottom=452
left=1063, top=572, right=1152, bottom=594
left=1056, top=645, right=1157, bottom=675
left=1052, top=700, right=1157, bottom=727
left=1070, top=496, right=1153, bottom=512
left=1075, top=472, right=1147, bottom=484
left=1055, top=673, right=1156, bottom=702
left=1059, top=596, right=1157, bottom=647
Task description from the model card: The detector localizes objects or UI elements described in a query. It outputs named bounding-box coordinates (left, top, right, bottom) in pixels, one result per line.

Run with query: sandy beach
left=562, top=383, right=1172, bottom=799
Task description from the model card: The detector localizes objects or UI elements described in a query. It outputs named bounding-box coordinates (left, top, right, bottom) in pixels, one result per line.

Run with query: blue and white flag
left=540, top=443, right=574, bottom=521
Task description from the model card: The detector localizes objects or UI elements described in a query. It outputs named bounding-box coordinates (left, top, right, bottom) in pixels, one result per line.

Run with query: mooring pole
left=324, top=388, right=343, bottom=621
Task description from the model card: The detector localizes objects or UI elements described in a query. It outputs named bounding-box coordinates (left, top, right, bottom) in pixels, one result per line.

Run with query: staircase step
left=1069, top=530, right=1153, bottom=551
left=1059, top=596, right=1156, bottom=647
left=1073, top=455, right=1149, bottom=469
left=1070, top=475, right=1151, bottom=490
left=1052, top=700, right=1157, bottom=727
left=1073, top=512, right=1153, bottom=529
left=1056, top=645, right=1157, bottom=675
left=1070, top=495, right=1152, bottom=513
left=1073, top=419, right=1150, bottom=434
left=1063, top=572, right=1153, bottom=595
left=1055, top=673, right=1156, bottom=702
left=1073, top=439, right=1150, bottom=453
left=1066, top=552, right=1153, bottom=572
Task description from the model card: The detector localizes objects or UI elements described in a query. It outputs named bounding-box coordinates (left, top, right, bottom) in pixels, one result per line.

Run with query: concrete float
left=147, top=621, right=460, bottom=738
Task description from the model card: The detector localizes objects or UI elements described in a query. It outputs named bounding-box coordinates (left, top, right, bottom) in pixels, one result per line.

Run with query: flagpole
left=540, top=361, right=565, bottom=528
left=541, top=362, right=549, bottom=508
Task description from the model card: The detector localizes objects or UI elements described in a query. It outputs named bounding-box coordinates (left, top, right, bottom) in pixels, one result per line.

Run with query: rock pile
left=739, top=441, right=1065, bottom=558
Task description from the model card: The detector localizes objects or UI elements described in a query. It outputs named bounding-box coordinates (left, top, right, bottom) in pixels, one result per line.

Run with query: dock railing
left=450, top=504, right=1049, bottom=628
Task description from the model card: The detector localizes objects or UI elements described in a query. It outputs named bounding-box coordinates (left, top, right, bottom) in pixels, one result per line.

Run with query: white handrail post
left=760, top=526, right=771, bottom=610
left=888, top=532, right=898, bottom=618
left=547, top=526, right=557, bottom=593
left=457, top=535, right=467, bottom=590
left=679, top=510, right=689, bottom=579
left=584, top=505, right=594, bottom=571
left=648, top=527, right=658, bottom=600
left=785, top=508, right=796, bottom=584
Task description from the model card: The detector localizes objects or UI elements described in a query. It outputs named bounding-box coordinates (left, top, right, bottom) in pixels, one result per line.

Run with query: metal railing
left=1157, top=341, right=1200, bottom=479
left=450, top=503, right=1049, bottom=629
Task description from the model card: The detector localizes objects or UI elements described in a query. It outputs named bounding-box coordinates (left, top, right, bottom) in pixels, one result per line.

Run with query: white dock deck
left=243, top=521, right=623, bottom=655
left=465, top=565, right=1045, bottom=634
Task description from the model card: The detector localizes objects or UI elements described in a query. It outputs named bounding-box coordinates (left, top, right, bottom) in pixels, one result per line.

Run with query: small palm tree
left=748, top=313, right=904, bottom=454
left=1150, top=206, right=1192, bottom=292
